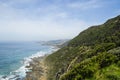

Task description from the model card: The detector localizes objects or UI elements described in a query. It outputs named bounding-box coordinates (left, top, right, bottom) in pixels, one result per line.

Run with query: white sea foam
left=0, top=47, right=59, bottom=80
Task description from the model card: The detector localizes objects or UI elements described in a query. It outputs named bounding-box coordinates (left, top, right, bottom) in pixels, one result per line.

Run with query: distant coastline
left=25, top=40, right=68, bottom=80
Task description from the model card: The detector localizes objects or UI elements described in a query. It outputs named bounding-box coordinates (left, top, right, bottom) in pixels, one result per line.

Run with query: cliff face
left=45, top=15, right=120, bottom=80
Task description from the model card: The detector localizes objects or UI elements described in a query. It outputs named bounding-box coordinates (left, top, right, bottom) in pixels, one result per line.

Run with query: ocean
left=0, top=42, right=55, bottom=80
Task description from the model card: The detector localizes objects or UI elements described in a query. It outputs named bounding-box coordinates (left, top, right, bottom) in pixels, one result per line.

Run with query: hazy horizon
left=0, top=0, right=120, bottom=41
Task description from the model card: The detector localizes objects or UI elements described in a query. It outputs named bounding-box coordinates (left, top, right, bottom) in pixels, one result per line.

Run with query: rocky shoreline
left=25, top=46, right=60, bottom=80
left=24, top=40, right=67, bottom=80
left=25, top=55, right=48, bottom=80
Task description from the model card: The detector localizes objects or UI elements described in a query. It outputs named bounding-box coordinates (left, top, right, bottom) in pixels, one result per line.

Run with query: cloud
left=0, top=0, right=114, bottom=41
left=10, top=0, right=36, bottom=3
left=0, top=16, right=91, bottom=41
left=0, top=0, right=38, bottom=6
left=67, top=0, right=102, bottom=10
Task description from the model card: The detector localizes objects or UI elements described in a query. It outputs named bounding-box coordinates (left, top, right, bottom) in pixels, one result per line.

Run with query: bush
left=95, top=43, right=116, bottom=52
left=107, top=75, right=120, bottom=80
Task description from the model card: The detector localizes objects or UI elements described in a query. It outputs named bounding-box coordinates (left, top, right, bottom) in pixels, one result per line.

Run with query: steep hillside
left=45, top=15, right=120, bottom=80
left=68, top=15, right=120, bottom=47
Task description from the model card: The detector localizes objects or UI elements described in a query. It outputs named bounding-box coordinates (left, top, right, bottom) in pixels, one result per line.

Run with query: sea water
left=0, top=42, right=55, bottom=80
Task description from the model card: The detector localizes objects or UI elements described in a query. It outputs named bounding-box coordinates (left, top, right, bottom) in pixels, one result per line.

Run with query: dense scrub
left=45, top=15, right=120, bottom=80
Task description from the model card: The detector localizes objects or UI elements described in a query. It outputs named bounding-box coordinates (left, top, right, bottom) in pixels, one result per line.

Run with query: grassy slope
left=45, top=15, right=120, bottom=80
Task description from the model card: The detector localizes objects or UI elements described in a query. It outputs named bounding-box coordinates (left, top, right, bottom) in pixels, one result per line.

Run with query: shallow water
left=0, top=42, right=54, bottom=80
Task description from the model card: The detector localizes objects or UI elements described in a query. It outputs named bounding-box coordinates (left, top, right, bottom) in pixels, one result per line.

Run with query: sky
left=0, top=0, right=120, bottom=41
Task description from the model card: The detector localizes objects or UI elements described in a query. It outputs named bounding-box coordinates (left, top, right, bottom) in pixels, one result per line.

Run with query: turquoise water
left=0, top=42, right=53, bottom=80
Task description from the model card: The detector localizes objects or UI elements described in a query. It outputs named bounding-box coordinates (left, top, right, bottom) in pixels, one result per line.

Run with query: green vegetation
left=45, top=15, right=120, bottom=80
